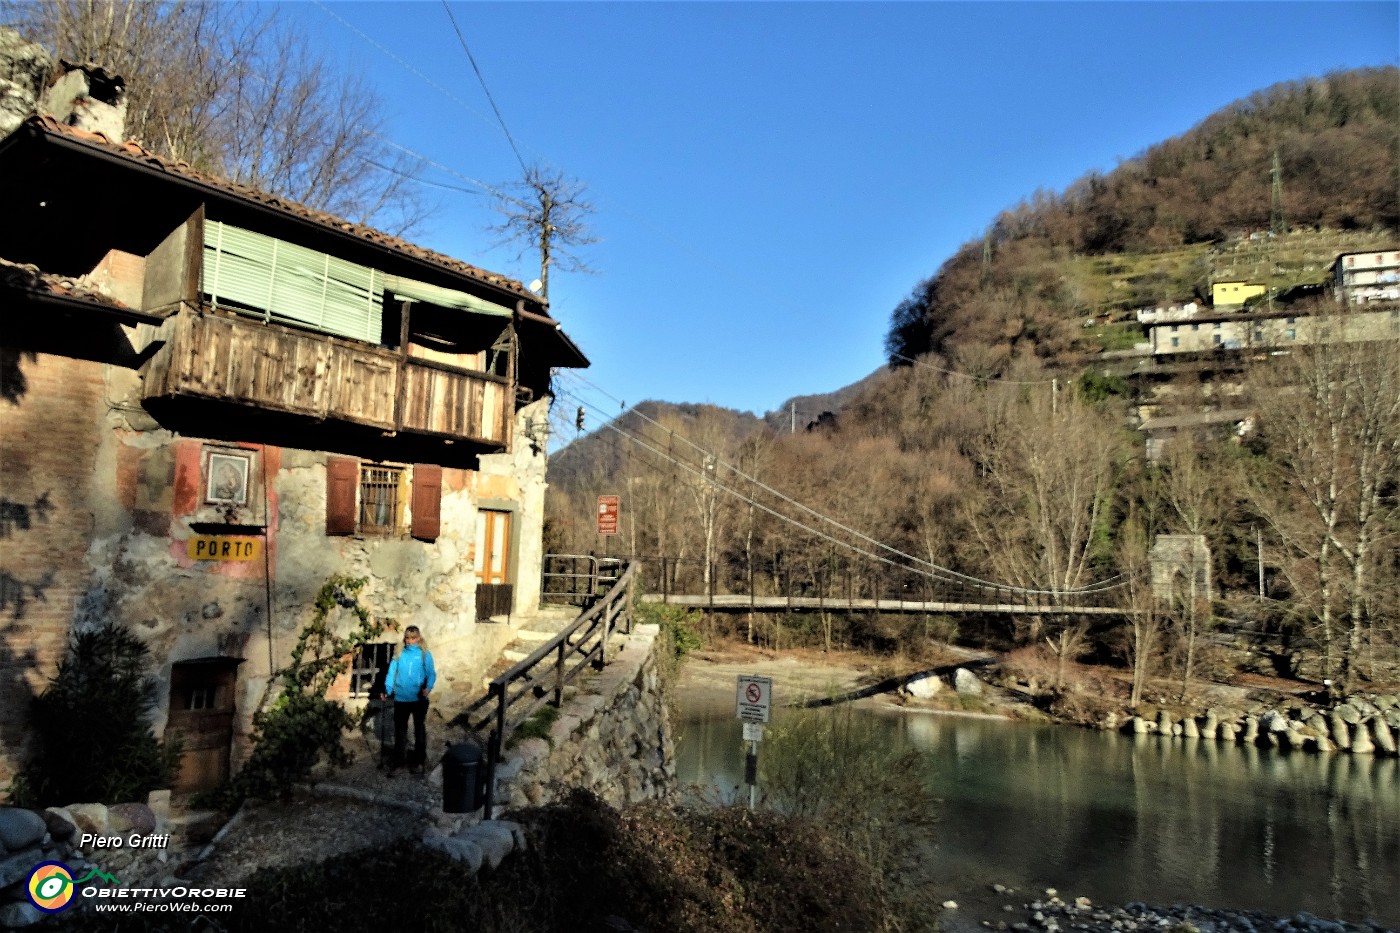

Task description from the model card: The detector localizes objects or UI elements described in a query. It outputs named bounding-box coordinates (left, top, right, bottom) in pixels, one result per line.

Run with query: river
left=675, top=698, right=1400, bottom=928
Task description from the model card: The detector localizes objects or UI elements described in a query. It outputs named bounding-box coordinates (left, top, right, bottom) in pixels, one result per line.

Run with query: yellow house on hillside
left=1212, top=281, right=1266, bottom=310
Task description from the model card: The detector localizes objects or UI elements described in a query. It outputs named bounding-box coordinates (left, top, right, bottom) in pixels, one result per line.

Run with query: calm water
left=676, top=701, right=1400, bottom=928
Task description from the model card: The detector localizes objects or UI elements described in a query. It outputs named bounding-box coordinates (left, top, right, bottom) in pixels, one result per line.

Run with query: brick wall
left=0, top=351, right=108, bottom=784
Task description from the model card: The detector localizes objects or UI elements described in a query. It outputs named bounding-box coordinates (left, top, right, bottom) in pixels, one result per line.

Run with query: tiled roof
left=19, top=115, right=547, bottom=310
left=0, top=255, right=131, bottom=309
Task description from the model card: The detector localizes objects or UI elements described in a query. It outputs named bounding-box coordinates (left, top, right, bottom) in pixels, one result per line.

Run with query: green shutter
left=203, top=221, right=384, bottom=343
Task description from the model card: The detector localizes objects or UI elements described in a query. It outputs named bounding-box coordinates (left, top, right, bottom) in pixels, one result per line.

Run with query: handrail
left=465, top=562, right=636, bottom=819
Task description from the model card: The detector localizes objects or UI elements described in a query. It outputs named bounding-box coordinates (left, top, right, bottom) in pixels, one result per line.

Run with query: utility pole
left=1256, top=526, right=1265, bottom=598
left=790, top=402, right=796, bottom=434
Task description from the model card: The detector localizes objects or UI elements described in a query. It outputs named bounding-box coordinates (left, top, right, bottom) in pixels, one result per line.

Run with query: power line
left=555, top=379, right=1131, bottom=597
left=440, top=0, right=529, bottom=175
left=560, top=372, right=1127, bottom=595
left=887, top=349, right=1061, bottom=386
left=311, top=0, right=495, bottom=127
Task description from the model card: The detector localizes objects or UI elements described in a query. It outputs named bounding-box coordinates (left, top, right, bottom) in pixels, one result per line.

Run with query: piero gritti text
left=79, top=832, right=171, bottom=849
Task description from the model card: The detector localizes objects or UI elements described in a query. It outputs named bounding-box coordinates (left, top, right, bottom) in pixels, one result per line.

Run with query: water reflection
left=674, top=705, right=1399, bottom=927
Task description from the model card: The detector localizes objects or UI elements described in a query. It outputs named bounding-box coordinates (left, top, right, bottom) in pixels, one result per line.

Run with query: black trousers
left=392, top=697, right=428, bottom=767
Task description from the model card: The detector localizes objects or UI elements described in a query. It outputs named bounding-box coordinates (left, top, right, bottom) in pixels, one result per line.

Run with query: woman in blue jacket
left=382, top=625, right=436, bottom=773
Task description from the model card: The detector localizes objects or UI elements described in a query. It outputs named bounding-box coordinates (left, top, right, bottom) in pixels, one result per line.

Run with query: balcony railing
left=142, top=310, right=511, bottom=446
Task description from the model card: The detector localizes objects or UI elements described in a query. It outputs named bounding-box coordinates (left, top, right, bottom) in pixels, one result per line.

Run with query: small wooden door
left=166, top=660, right=239, bottom=794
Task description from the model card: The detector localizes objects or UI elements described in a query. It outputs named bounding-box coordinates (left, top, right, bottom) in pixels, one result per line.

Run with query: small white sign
left=742, top=722, right=765, bottom=742
left=736, top=674, right=773, bottom=724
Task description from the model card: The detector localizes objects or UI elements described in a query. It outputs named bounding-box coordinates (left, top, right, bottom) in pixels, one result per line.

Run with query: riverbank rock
left=0, top=808, right=45, bottom=852
left=1330, top=711, right=1352, bottom=749
left=904, top=672, right=944, bottom=699
left=954, top=668, right=984, bottom=695
left=1369, top=718, right=1396, bottom=754
left=1350, top=723, right=1375, bottom=755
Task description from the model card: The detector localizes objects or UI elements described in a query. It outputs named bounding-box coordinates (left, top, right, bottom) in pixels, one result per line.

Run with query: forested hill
left=887, top=66, right=1400, bottom=368
left=548, top=401, right=764, bottom=490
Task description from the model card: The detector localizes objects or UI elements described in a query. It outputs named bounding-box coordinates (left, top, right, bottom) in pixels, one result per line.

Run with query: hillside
left=547, top=401, right=765, bottom=491
left=887, top=66, right=1400, bottom=368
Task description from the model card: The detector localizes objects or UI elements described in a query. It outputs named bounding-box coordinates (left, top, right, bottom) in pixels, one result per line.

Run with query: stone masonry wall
left=0, top=341, right=555, bottom=786
left=491, top=624, right=676, bottom=811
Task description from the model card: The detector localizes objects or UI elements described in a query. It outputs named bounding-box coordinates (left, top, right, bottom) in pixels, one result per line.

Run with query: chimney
left=0, top=27, right=50, bottom=137
left=39, top=58, right=127, bottom=141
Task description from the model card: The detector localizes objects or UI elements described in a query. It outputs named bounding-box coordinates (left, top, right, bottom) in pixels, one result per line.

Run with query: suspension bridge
left=545, top=554, right=1131, bottom=617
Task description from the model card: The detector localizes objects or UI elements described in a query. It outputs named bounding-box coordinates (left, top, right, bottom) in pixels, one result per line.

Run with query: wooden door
left=476, top=510, right=513, bottom=620
left=478, top=510, right=511, bottom=585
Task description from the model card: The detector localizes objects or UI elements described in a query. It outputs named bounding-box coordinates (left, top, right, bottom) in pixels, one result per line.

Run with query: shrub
left=14, top=623, right=178, bottom=807
left=760, top=704, right=942, bottom=929
left=201, top=575, right=386, bottom=810
left=635, top=601, right=704, bottom=659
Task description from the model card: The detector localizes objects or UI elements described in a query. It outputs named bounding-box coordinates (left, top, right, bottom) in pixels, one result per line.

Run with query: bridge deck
left=639, top=593, right=1122, bottom=615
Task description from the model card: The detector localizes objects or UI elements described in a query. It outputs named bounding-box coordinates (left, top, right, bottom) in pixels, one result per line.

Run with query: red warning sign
left=596, top=495, right=620, bottom=536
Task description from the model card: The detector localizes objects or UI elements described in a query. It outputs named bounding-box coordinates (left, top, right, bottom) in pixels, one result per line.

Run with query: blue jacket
left=385, top=644, right=436, bottom=702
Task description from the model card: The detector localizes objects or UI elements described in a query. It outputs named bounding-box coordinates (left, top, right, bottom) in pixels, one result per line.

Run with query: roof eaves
left=19, top=116, right=544, bottom=309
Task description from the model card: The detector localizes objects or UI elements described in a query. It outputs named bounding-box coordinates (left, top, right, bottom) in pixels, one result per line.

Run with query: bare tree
left=491, top=162, right=597, bottom=300
left=1250, top=325, right=1400, bottom=694
left=961, top=383, right=1123, bottom=630
left=4, top=1, right=427, bottom=232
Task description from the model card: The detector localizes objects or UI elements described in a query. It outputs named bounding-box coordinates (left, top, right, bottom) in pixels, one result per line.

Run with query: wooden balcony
left=141, top=311, right=512, bottom=447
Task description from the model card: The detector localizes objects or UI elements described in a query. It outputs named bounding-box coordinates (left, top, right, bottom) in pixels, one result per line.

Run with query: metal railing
left=461, top=562, right=636, bottom=818
left=542, top=553, right=624, bottom=604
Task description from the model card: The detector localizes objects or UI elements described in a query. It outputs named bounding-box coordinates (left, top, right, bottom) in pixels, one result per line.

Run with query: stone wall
left=491, top=624, right=676, bottom=811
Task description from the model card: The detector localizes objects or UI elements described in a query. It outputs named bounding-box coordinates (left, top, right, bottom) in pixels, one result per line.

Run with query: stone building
left=0, top=45, right=587, bottom=792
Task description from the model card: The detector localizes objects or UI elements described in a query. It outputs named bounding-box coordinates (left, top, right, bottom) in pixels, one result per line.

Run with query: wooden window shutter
left=326, top=457, right=358, bottom=536
left=410, top=464, right=442, bottom=541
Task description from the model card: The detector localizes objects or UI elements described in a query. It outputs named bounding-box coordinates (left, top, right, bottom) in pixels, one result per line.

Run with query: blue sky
left=285, top=2, right=1398, bottom=420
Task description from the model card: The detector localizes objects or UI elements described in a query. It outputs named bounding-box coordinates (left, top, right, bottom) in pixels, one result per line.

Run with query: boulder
left=1182, top=717, right=1199, bottom=738
left=0, top=901, right=44, bottom=928
left=1337, top=704, right=1362, bottom=726
left=904, top=672, right=943, bottom=699
left=42, top=808, right=78, bottom=843
left=0, top=807, right=46, bottom=852
left=421, top=834, right=484, bottom=872
left=1201, top=711, right=1219, bottom=740
left=1130, top=716, right=1149, bottom=735
left=1156, top=709, right=1173, bottom=734
left=462, top=822, right=515, bottom=869
left=0, top=848, right=42, bottom=888
left=953, top=668, right=984, bottom=696
left=109, top=803, right=156, bottom=836
left=65, top=803, right=110, bottom=836
left=1369, top=718, right=1396, bottom=755
left=1259, top=711, right=1289, bottom=733
left=1350, top=723, right=1375, bottom=755
left=1330, top=712, right=1352, bottom=750
left=1242, top=716, right=1260, bottom=744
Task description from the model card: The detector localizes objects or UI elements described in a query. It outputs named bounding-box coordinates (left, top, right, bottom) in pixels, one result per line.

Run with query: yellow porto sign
left=187, top=536, right=261, bottom=561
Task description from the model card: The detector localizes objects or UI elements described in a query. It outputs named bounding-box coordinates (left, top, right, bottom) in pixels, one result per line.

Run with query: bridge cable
left=555, top=383, right=1132, bottom=598
left=557, top=374, right=1132, bottom=596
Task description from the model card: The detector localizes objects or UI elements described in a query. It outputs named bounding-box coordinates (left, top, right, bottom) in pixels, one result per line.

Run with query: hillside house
left=1210, top=281, right=1266, bottom=311
left=0, top=86, right=586, bottom=791
left=1334, top=250, right=1400, bottom=305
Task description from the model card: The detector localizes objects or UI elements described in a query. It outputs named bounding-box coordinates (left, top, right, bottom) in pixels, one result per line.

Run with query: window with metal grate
left=359, top=464, right=404, bottom=534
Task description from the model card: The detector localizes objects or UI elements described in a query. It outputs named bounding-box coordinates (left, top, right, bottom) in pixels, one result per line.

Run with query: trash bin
left=442, top=741, right=486, bottom=813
